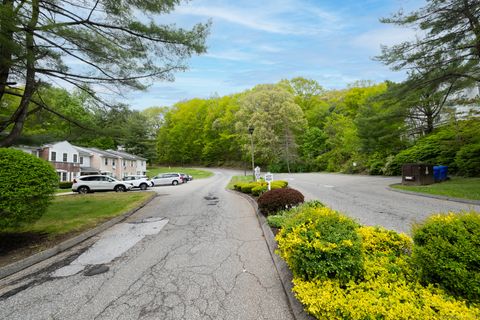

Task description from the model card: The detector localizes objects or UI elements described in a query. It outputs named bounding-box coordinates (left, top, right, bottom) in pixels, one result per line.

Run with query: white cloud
left=352, top=27, right=417, bottom=51
left=176, top=6, right=295, bottom=34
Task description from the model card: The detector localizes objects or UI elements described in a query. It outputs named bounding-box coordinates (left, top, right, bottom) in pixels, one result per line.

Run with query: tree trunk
left=285, top=129, right=291, bottom=173
left=0, top=0, right=39, bottom=147
left=0, top=0, right=14, bottom=102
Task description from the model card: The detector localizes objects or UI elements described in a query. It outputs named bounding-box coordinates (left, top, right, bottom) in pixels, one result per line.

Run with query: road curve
left=276, top=173, right=480, bottom=234
left=0, top=169, right=293, bottom=320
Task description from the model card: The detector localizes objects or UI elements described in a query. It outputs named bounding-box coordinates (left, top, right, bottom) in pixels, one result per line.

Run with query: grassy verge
left=55, top=188, right=71, bottom=194
left=147, top=166, right=213, bottom=179
left=391, top=177, right=480, bottom=201
left=3, top=192, right=154, bottom=236
left=227, top=175, right=253, bottom=190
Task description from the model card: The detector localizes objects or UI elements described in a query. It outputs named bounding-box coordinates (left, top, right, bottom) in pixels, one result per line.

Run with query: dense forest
left=155, top=78, right=480, bottom=176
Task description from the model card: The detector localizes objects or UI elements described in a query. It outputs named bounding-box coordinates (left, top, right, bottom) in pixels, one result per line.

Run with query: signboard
left=265, top=172, right=273, bottom=190
left=254, top=166, right=261, bottom=180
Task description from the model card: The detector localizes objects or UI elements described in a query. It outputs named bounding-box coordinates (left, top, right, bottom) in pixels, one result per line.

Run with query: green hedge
left=0, top=148, right=58, bottom=228
left=412, top=211, right=480, bottom=303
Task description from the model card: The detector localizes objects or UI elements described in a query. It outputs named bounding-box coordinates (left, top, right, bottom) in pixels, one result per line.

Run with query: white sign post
left=264, top=172, right=273, bottom=190
left=254, top=166, right=261, bottom=181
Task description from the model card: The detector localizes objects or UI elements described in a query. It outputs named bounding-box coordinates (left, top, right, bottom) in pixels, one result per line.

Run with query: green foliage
left=0, top=0, right=210, bottom=146
left=378, top=0, right=480, bottom=104
left=276, top=206, right=363, bottom=283
left=257, top=188, right=304, bottom=215
left=385, top=119, right=480, bottom=176
left=235, top=84, right=307, bottom=168
left=267, top=200, right=325, bottom=229
left=455, top=143, right=480, bottom=177
left=59, top=182, right=73, bottom=189
left=240, top=182, right=259, bottom=194
left=251, top=185, right=268, bottom=196
left=412, top=212, right=480, bottom=302
left=0, top=148, right=58, bottom=228
left=294, top=225, right=479, bottom=319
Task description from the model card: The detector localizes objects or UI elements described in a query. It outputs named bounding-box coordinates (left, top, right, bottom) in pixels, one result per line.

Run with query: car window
left=107, top=177, right=115, bottom=182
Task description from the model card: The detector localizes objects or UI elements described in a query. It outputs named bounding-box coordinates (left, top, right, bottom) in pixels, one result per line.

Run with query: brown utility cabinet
left=402, top=164, right=434, bottom=186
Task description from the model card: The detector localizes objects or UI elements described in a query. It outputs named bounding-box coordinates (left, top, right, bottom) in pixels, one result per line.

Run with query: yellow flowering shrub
left=284, top=217, right=480, bottom=319
left=293, top=276, right=480, bottom=320
left=276, top=206, right=363, bottom=282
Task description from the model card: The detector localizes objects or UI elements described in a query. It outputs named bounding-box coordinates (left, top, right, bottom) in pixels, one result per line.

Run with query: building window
left=63, top=153, right=67, bottom=162
left=112, top=159, right=115, bottom=166
left=80, top=156, right=84, bottom=165
left=73, top=154, right=78, bottom=163
left=131, top=161, right=133, bottom=167
left=123, top=160, right=126, bottom=167
left=62, top=172, right=67, bottom=181
left=51, top=151, right=56, bottom=161
left=105, top=158, right=108, bottom=165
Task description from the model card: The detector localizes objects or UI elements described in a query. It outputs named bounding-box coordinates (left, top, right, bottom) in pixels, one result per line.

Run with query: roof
left=72, top=145, right=93, bottom=156
left=107, top=149, right=146, bottom=161
left=83, top=147, right=120, bottom=158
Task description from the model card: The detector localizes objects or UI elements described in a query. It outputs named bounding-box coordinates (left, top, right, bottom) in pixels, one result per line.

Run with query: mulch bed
left=0, top=232, right=76, bottom=268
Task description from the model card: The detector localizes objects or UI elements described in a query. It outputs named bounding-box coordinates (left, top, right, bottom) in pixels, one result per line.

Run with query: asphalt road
left=276, top=172, right=480, bottom=234
left=0, top=170, right=293, bottom=320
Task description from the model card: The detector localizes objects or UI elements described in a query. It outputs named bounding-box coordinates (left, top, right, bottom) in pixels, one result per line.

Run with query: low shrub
left=412, top=211, right=480, bottom=302
left=455, top=143, right=480, bottom=177
left=267, top=200, right=325, bottom=229
left=0, top=148, right=58, bottom=228
left=240, top=182, right=258, bottom=194
left=276, top=206, right=363, bottom=283
left=292, top=223, right=480, bottom=319
left=257, top=188, right=304, bottom=215
left=251, top=185, right=267, bottom=196
left=59, top=182, right=73, bottom=189
left=270, top=180, right=288, bottom=189
left=293, top=276, right=480, bottom=320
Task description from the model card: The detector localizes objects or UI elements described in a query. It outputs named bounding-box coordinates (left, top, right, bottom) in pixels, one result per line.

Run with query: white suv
left=122, top=175, right=153, bottom=190
left=72, top=175, right=134, bottom=194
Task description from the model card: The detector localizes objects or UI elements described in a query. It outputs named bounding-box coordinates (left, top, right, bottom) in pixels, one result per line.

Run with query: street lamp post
left=248, top=126, right=255, bottom=181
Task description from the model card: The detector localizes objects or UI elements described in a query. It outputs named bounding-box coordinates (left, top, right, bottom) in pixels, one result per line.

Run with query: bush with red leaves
left=257, top=188, right=304, bottom=216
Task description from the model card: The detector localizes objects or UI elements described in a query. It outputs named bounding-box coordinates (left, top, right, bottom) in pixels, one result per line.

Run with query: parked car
left=72, top=175, right=134, bottom=194
left=122, top=175, right=153, bottom=190
left=179, top=173, right=190, bottom=183
left=151, top=173, right=183, bottom=186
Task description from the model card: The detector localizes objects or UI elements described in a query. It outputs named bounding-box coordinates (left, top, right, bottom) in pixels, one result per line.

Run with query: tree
left=235, top=84, right=307, bottom=172
left=0, top=0, right=210, bottom=146
left=377, top=0, right=480, bottom=95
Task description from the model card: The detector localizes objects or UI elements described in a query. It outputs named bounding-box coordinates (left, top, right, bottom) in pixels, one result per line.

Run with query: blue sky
left=126, top=0, right=424, bottom=110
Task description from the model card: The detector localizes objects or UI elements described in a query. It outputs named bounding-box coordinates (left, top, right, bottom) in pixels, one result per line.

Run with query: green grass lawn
left=147, top=166, right=213, bottom=179
left=4, top=192, right=154, bottom=236
left=227, top=175, right=253, bottom=190
left=392, top=177, right=480, bottom=201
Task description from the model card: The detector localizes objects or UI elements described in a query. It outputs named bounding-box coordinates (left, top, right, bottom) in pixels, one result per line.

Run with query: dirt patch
left=0, top=231, right=81, bottom=268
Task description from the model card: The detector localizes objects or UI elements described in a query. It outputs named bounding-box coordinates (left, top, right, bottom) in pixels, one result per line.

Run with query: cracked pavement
left=0, top=169, right=293, bottom=320
left=277, top=173, right=480, bottom=234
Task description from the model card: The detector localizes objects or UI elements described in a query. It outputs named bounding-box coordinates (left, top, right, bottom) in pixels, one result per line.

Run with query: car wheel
left=139, top=183, right=148, bottom=190
left=78, top=186, right=89, bottom=194
left=172, top=180, right=178, bottom=186
left=115, top=185, right=126, bottom=192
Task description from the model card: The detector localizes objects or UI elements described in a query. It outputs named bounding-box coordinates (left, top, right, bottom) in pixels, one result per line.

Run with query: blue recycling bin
left=433, top=165, right=448, bottom=182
